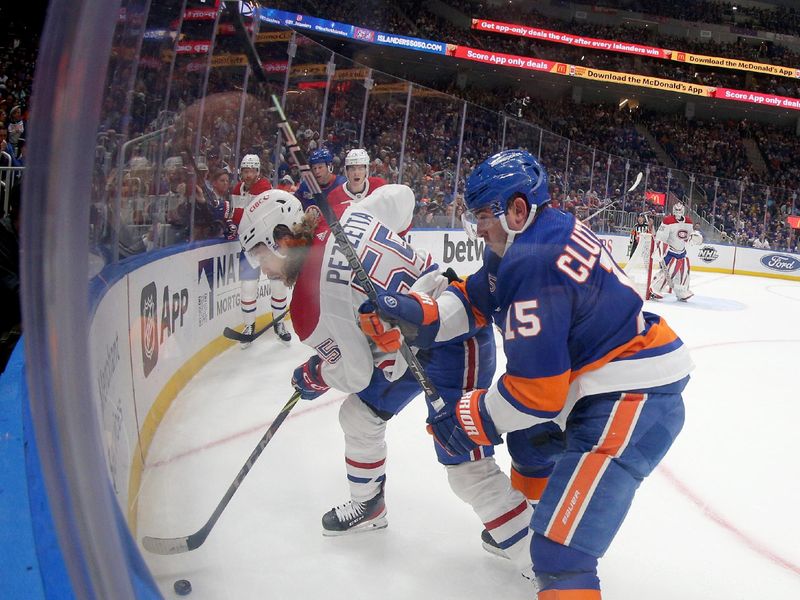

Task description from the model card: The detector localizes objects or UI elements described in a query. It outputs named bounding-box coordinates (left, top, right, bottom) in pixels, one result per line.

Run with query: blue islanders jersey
left=294, top=174, right=346, bottom=210
left=438, top=207, right=693, bottom=433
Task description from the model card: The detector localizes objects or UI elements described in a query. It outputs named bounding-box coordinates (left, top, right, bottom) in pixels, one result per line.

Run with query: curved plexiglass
left=22, top=2, right=798, bottom=598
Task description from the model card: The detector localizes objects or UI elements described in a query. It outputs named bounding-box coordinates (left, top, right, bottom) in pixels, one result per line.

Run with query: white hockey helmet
left=673, top=201, right=685, bottom=219
left=239, top=190, right=304, bottom=258
left=239, top=153, right=261, bottom=174
left=345, top=148, right=370, bottom=169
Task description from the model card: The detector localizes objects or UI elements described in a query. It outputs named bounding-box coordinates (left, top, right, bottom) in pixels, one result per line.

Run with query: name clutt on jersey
left=457, top=396, right=480, bottom=436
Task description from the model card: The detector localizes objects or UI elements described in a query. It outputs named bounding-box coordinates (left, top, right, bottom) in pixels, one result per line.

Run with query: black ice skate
left=239, top=324, right=254, bottom=349
left=481, top=529, right=510, bottom=559
left=274, top=320, right=292, bottom=342
left=322, top=486, right=387, bottom=536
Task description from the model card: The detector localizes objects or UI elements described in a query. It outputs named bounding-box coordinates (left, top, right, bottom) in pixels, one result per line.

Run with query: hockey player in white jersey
left=650, top=202, right=703, bottom=301
left=230, top=154, right=291, bottom=345
left=238, top=186, right=536, bottom=573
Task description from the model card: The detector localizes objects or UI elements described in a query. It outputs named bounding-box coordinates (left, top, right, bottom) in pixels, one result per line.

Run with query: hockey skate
left=274, top=320, right=292, bottom=342
left=239, top=324, right=254, bottom=349
left=481, top=529, right=537, bottom=586
left=322, top=486, right=387, bottom=536
left=481, top=529, right=510, bottom=559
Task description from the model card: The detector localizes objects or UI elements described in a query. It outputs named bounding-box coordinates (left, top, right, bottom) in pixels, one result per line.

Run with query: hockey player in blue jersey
left=358, top=150, right=693, bottom=599
left=238, top=187, right=535, bottom=573
left=294, top=148, right=345, bottom=210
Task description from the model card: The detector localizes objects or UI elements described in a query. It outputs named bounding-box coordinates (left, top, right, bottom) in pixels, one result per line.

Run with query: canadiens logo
left=697, top=246, right=719, bottom=263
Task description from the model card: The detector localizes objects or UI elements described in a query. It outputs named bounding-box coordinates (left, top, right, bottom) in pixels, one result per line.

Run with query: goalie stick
left=223, top=309, right=289, bottom=343
left=141, top=390, right=302, bottom=555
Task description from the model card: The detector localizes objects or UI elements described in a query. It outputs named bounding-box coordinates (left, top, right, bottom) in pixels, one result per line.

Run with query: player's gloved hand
left=358, top=291, right=440, bottom=348
left=224, top=219, right=238, bottom=241
left=426, top=389, right=501, bottom=456
left=291, top=355, right=329, bottom=400
left=358, top=307, right=402, bottom=352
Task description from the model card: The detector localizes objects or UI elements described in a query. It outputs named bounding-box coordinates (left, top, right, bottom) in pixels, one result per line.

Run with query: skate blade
left=481, top=541, right=510, bottom=560
left=322, top=516, right=388, bottom=537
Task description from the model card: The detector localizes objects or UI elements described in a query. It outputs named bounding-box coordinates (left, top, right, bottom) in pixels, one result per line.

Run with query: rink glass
left=21, top=1, right=799, bottom=598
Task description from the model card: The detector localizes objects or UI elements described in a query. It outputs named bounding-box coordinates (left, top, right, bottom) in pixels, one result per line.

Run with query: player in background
left=359, top=150, right=693, bottom=600
left=325, top=148, right=387, bottom=211
left=650, top=201, right=703, bottom=301
left=229, top=154, right=291, bottom=345
left=627, top=213, right=652, bottom=259
left=294, top=148, right=345, bottom=210
left=238, top=187, right=537, bottom=575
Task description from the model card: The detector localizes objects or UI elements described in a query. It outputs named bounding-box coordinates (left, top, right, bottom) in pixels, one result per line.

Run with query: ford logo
left=760, top=253, right=800, bottom=272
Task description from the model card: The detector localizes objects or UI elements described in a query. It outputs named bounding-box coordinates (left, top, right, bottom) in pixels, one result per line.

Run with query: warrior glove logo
left=140, top=282, right=159, bottom=377
left=697, top=246, right=719, bottom=263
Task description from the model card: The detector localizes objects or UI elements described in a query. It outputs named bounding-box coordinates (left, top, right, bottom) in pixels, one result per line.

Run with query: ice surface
left=137, top=272, right=800, bottom=599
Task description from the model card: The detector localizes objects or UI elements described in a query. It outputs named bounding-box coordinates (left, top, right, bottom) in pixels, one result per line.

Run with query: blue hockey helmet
left=463, top=149, right=549, bottom=253
left=309, top=148, right=334, bottom=166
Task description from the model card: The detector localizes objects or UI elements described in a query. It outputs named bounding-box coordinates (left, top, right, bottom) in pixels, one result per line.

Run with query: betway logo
left=443, top=233, right=484, bottom=263
left=760, top=253, right=800, bottom=272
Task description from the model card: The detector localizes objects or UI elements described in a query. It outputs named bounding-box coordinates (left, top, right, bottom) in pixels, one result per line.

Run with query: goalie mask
left=239, top=190, right=304, bottom=260
left=673, top=202, right=685, bottom=220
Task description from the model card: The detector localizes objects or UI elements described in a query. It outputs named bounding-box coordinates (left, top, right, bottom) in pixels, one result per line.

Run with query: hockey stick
left=223, top=309, right=289, bottom=343
left=142, top=390, right=302, bottom=555
left=627, top=171, right=644, bottom=193
left=222, top=1, right=443, bottom=411
left=269, top=95, right=445, bottom=413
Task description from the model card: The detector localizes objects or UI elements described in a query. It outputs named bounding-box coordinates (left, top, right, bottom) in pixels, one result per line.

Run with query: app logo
left=697, top=246, right=719, bottom=263
left=140, top=282, right=159, bottom=377
left=760, top=254, right=800, bottom=272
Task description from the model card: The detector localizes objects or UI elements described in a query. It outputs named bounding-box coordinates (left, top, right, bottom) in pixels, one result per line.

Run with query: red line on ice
left=146, top=393, right=347, bottom=468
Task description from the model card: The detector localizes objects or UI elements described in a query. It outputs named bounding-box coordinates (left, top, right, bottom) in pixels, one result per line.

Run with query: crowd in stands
left=592, top=0, right=800, bottom=37
left=274, top=0, right=800, bottom=99
left=0, top=13, right=35, bottom=371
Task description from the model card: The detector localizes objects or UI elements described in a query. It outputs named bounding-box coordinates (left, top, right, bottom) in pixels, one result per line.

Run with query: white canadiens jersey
left=290, top=185, right=435, bottom=394
left=655, top=215, right=696, bottom=255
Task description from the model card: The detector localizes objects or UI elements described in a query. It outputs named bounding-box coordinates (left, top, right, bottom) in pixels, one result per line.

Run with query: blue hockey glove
left=291, top=355, right=329, bottom=400
left=358, top=291, right=440, bottom=349
left=426, top=389, right=501, bottom=456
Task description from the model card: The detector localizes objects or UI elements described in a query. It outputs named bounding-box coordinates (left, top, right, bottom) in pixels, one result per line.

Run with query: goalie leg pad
left=339, top=394, right=389, bottom=502
left=446, top=458, right=532, bottom=569
left=240, top=278, right=259, bottom=326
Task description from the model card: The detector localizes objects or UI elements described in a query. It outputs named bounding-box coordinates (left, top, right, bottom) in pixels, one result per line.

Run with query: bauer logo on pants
left=140, top=281, right=159, bottom=377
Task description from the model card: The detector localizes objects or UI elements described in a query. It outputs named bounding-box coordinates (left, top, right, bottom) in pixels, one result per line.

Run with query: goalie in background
left=627, top=213, right=652, bottom=259
left=650, top=202, right=703, bottom=301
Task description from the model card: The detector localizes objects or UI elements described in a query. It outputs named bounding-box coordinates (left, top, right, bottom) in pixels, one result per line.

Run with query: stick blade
left=223, top=326, right=248, bottom=342
left=628, top=171, right=644, bottom=193
left=141, top=535, right=191, bottom=555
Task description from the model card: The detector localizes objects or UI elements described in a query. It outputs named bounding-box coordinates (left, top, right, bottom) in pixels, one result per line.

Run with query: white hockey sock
left=270, top=278, right=288, bottom=312
left=339, top=395, right=388, bottom=502
left=447, top=459, right=533, bottom=569
left=240, top=278, right=258, bottom=327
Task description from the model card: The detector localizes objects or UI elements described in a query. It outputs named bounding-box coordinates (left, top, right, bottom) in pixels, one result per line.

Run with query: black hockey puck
left=174, top=579, right=192, bottom=595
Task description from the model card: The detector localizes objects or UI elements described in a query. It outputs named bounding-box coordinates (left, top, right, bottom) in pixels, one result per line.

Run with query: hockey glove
left=291, top=355, right=329, bottom=400
left=426, top=389, right=501, bottom=456
left=358, top=308, right=403, bottom=352
left=358, top=291, right=440, bottom=349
